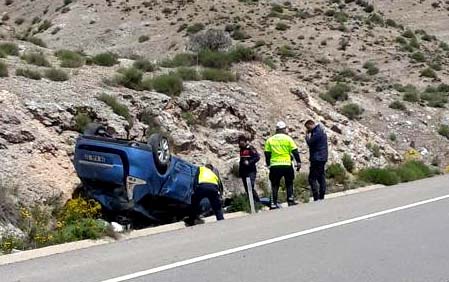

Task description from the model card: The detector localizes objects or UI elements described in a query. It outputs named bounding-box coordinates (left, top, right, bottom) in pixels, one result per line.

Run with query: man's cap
left=276, top=121, right=287, bottom=130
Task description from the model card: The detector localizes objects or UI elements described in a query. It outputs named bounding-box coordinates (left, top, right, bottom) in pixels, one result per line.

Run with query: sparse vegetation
left=363, top=61, right=379, bottom=75
left=321, top=83, right=350, bottom=105
left=0, top=42, right=19, bottom=56
left=21, top=52, right=51, bottom=67
left=342, top=153, right=355, bottom=173
left=27, top=36, right=47, bottom=47
left=189, top=29, right=232, bottom=52
left=277, top=45, right=296, bottom=58
left=92, top=52, right=119, bottom=67
left=55, top=49, right=84, bottom=68
left=114, top=67, right=143, bottom=90
left=74, top=113, right=92, bottom=133
left=420, top=67, right=438, bottom=79
left=275, top=22, right=290, bottom=31
left=16, top=68, right=41, bottom=80
left=14, top=17, right=24, bottom=25
left=438, top=124, right=449, bottom=139
left=138, top=35, right=149, bottom=43
left=186, top=23, right=205, bottom=34
left=358, top=161, right=437, bottom=186
left=45, top=68, right=69, bottom=81
left=0, top=61, right=8, bottom=77
left=98, top=94, right=131, bottom=121
left=176, top=67, right=201, bottom=81
left=389, top=101, right=407, bottom=111
left=340, top=103, right=364, bottom=120
left=151, top=73, right=183, bottom=96
left=389, top=133, right=397, bottom=142
left=201, top=68, right=236, bottom=82
left=133, top=58, right=155, bottom=72
left=410, top=51, right=426, bottom=62
left=326, top=163, right=347, bottom=184
left=160, top=53, right=196, bottom=68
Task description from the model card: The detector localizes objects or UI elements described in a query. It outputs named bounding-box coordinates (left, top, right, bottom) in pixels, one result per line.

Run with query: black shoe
left=288, top=200, right=298, bottom=206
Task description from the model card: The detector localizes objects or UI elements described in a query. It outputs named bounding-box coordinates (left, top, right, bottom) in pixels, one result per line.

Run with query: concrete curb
left=0, top=185, right=385, bottom=265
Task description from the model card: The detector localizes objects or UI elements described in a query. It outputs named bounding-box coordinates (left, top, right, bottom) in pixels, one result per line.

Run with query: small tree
left=188, top=29, right=232, bottom=52
left=342, top=153, right=355, bottom=173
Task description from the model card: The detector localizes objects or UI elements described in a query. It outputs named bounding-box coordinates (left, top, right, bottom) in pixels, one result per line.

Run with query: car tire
left=148, top=133, right=171, bottom=174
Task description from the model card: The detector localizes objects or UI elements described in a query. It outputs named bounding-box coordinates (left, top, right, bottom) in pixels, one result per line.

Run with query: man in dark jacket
left=305, top=120, right=328, bottom=201
left=238, top=135, right=261, bottom=203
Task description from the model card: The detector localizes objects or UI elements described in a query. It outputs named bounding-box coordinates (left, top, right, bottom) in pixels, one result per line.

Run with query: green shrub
left=321, top=83, right=350, bottom=104
left=293, top=173, right=310, bottom=203
left=341, top=103, right=363, bottom=120
left=254, top=40, right=266, bottom=48
left=440, top=42, right=449, bottom=51
left=53, top=218, right=107, bottom=244
left=275, top=22, right=290, bottom=31
left=231, top=29, right=250, bottom=40
left=226, top=193, right=252, bottom=213
left=326, top=163, right=347, bottom=184
left=22, top=52, right=51, bottom=66
left=389, top=133, right=397, bottom=142
left=27, top=36, right=47, bottom=47
left=402, top=29, right=415, bottom=39
left=342, top=153, right=355, bottom=173
left=74, top=113, right=92, bottom=132
left=409, top=37, right=420, bottom=49
left=420, top=68, right=437, bottom=79
left=115, top=67, right=143, bottom=90
left=394, top=161, right=434, bottom=182
left=277, top=45, right=296, bottom=58
left=228, top=45, right=259, bottom=62
left=271, top=4, right=283, bottom=13
left=160, top=53, right=196, bottom=68
left=395, top=36, right=407, bottom=45
left=45, top=68, right=69, bottom=81
left=438, top=124, right=449, bottom=139
left=181, top=111, right=197, bottom=126
left=138, top=35, right=149, bottom=43
left=176, top=67, right=201, bottom=81
left=98, top=93, right=131, bottom=120
left=385, top=19, right=397, bottom=27
left=92, top=52, right=119, bottom=66
left=421, top=93, right=447, bottom=108
left=334, top=68, right=357, bottom=81
left=201, top=68, right=236, bottom=82
left=151, top=73, right=183, bottom=96
left=367, top=143, right=381, bottom=158
left=140, top=77, right=153, bottom=91
left=358, top=168, right=400, bottom=186
left=367, top=13, right=384, bottom=25
left=0, top=42, right=19, bottom=56
left=133, top=58, right=155, bottom=72
left=198, top=49, right=231, bottom=69
left=186, top=23, right=205, bottom=34
left=402, top=87, right=420, bottom=103
left=410, top=51, right=426, bottom=62
left=363, top=61, right=379, bottom=75
left=37, top=20, right=52, bottom=33
left=55, top=49, right=84, bottom=68
left=16, top=68, right=41, bottom=80
left=389, top=100, right=407, bottom=111
left=0, top=61, right=7, bottom=77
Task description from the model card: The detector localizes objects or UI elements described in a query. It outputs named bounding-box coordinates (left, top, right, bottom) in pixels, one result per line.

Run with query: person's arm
left=292, top=149, right=301, bottom=164
left=248, top=146, right=260, bottom=165
left=264, top=140, right=271, bottom=167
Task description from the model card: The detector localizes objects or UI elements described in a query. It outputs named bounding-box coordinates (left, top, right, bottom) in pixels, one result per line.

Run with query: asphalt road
left=2, top=175, right=449, bottom=282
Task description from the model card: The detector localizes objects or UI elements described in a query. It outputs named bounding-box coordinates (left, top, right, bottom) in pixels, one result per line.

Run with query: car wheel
left=148, top=133, right=171, bottom=174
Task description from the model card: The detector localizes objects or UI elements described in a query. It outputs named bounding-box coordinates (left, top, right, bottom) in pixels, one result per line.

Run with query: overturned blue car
left=73, top=124, right=199, bottom=224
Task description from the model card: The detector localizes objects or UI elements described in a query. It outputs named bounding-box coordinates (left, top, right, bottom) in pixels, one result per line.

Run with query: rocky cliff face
left=0, top=0, right=448, bottom=210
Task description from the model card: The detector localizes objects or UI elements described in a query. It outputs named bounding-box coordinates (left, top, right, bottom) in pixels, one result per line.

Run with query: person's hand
left=296, top=163, right=301, bottom=172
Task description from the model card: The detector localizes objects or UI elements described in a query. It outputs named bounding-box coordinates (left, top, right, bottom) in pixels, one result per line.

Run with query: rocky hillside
left=0, top=0, right=448, bottom=210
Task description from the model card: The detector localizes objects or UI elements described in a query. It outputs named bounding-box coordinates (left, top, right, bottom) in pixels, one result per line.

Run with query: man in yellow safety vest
left=264, top=121, right=301, bottom=209
left=186, top=164, right=224, bottom=226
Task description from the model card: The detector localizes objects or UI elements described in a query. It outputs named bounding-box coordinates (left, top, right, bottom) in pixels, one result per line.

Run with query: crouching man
left=185, top=164, right=225, bottom=226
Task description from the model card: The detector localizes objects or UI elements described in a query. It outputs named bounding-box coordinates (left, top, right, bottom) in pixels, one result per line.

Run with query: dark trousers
left=241, top=171, right=260, bottom=203
left=309, top=161, right=327, bottom=201
left=269, top=166, right=295, bottom=204
left=190, top=183, right=224, bottom=221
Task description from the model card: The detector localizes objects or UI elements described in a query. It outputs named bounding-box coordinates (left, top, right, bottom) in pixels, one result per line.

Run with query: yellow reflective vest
left=264, top=133, right=298, bottom=167
left=198, top=166, right=219, bottom=185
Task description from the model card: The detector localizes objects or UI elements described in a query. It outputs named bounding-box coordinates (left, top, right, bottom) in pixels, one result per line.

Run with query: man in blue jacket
left=305, top=120, right=328, bottom=201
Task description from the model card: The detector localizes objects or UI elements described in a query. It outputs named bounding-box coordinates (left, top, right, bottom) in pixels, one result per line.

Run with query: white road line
left=101, top=194, right=449, bottom=282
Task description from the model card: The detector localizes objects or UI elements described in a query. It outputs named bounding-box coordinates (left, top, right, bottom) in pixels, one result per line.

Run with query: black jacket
left=306, top=125, right=328, bottom=162
left=239, top=145, right=260, bottom=176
